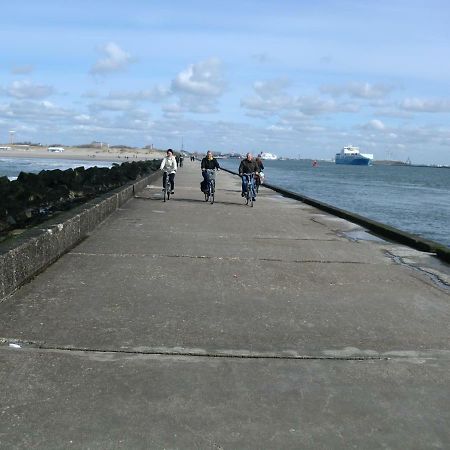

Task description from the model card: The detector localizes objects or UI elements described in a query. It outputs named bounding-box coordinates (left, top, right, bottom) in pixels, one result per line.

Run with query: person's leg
left=241, top=175, right=248, bottom=196
left=169, top=173, right=175, bottom=192
left=162, top=172, right=167, bottom=189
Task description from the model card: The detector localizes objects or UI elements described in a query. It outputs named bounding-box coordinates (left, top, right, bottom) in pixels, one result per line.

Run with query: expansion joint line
left=1, top=338, right=389, bottom=361
left=68, top=251, right=367, bottom=265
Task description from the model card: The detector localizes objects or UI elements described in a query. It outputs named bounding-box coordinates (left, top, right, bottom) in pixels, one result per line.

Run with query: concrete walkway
left=1, top=160, right=449, bottom=449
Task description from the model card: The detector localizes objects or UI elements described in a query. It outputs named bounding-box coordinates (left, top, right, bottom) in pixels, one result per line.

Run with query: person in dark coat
left=201, top=150, right=220, bottom=191
left=238, top=153, right=259, bottom=198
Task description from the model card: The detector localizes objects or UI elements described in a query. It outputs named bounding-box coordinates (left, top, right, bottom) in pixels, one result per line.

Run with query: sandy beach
left=0, top=145, right=166, bottom=162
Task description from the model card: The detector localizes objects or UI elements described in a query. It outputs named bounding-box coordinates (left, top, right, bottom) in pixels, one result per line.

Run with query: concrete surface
left=0, top=171, right=161, bottom=300
left=1, top=160, right=449, bottom=449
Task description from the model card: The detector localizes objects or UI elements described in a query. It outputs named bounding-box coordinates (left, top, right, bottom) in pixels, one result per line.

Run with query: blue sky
left=1, top=0, right=450, bottom=164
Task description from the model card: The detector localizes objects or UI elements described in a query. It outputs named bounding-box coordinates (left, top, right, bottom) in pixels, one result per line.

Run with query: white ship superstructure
left=335, top=146, right=373, bottom=165
left=259, top=152, right=278, bottom=160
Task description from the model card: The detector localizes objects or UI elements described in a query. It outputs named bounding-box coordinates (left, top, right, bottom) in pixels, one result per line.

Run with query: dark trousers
left=163, top=172, right=175, bottom=191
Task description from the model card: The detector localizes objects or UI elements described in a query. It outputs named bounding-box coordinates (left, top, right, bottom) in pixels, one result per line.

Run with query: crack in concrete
left=68, top=251, right=367, bottom=265
left=385, top=251, right=450, bottom=291
left=252, top=236, right=339, bottom=242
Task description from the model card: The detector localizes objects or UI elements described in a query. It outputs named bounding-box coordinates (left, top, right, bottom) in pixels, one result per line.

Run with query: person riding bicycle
left=160, top=148, right=177, bottom=194
left=255, top=156, right=265, bottom=190
left=201, top=150, right=220, bottom=192
left=238, top=152, right=259, bottom=200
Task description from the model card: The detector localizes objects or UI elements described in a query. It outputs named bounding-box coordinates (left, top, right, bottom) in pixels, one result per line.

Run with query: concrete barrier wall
left=221, top=167, right=450, bottom=263
left=0, top=171, right=161, bottom=302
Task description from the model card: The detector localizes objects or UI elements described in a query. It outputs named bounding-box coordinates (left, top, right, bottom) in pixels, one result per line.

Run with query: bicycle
left=242, top=172, right=256, bottom=207
left=254, top=172, right=264, bottom=193
left=203, top=169, right=216, bottom=204
left=162, top=171, right=171, bottom=202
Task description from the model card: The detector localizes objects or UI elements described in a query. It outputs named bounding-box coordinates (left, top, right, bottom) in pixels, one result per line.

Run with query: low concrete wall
left=0, top=171, right=161, bottom=301
left=221, top=168, right=450, bottom=264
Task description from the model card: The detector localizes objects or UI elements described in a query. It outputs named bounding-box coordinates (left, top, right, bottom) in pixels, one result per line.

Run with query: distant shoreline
left=0, top=146, right=165, bottom=162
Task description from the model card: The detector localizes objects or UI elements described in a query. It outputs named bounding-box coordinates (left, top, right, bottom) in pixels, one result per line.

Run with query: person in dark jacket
left=201, top=150, right=220, bottom=192
left=238, top=153, right=260, bottom=198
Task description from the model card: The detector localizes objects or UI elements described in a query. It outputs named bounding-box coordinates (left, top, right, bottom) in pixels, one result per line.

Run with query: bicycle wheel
left=210, top=181, right=215, bottom=204
left=167, top=188, right=170, bottom=200
left=163, top=185, right=167, bottom=202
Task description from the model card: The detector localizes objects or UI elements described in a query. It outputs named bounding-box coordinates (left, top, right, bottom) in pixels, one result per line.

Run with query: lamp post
left=9, top=130, right=15, bottom=145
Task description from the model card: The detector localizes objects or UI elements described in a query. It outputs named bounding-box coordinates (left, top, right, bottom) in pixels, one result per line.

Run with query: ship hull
left=335, top=156, right=371, bottom=165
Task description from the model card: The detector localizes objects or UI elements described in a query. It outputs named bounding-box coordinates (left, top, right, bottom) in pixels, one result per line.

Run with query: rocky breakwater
left=0, top=160, right=160, bottom=236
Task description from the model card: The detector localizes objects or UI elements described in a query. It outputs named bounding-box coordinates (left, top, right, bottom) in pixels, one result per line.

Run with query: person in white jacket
left=160, top=149, right=178, bottom=194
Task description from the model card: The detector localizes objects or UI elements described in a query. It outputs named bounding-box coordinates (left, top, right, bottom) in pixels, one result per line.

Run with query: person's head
left=246, top=152, right=253, bottom=161
left=206, top=150, right=213, bottom=159
left=166, top=149, right=173, bottom=157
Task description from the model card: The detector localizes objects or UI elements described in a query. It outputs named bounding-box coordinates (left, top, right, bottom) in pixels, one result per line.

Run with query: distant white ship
left=258, top=152, right=278, bottom=160
left=335, top=146, right=373, bottom=165
left=47, top=146, right=65, bottom=153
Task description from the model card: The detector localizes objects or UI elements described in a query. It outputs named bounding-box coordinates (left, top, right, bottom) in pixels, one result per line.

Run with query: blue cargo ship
left=335, top=146, right=373, bottom=165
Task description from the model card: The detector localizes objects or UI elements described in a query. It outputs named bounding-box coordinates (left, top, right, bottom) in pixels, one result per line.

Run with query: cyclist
left=255, top=156, right=265, bottom=191
left=201, top=150, right=220, bottom=192
left=238, top=152, right=259, bottom=200
left=160, top=148, right=177, bottom=194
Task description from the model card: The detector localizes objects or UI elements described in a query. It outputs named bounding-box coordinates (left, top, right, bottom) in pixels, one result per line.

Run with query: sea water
left=0, top=157, right=116, bottom=180
left=220, top=159, right=450, bottom=248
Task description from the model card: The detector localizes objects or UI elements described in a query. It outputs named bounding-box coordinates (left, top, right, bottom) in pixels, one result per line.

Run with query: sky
left=1, top=0, right=450, bottom=164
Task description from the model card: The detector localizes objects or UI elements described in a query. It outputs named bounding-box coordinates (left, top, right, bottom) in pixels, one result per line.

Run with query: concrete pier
left=1, top=161, right=449, bottom=449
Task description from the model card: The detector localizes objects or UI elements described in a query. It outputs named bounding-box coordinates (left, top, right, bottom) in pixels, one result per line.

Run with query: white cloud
left=169, top=58, right=226, bottom=114
left=241, top=78, right=294, bottom=113
left=0, top=100, right=71, bottom=121
left=90, top=42, right=134, bottom=75
left=399, top=97, right=450, bottom=113
left=7, top=80, right=54, bottom=99
left=321, top=82, right=395, bottom=99
left=88, top=99, right=135, bottom=112
left=108, top=86, right=171, bottom=102
left=296, top=96, right=338, bottom=116
left=171, top=58, right=225, bottom=97
left=242, top=79, right=359, bottom=117
left=366, top=119, right=386, bottom=130
left=241, top=94, right=293, bottom=113
left=74, top=114, right=91, bottom=123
